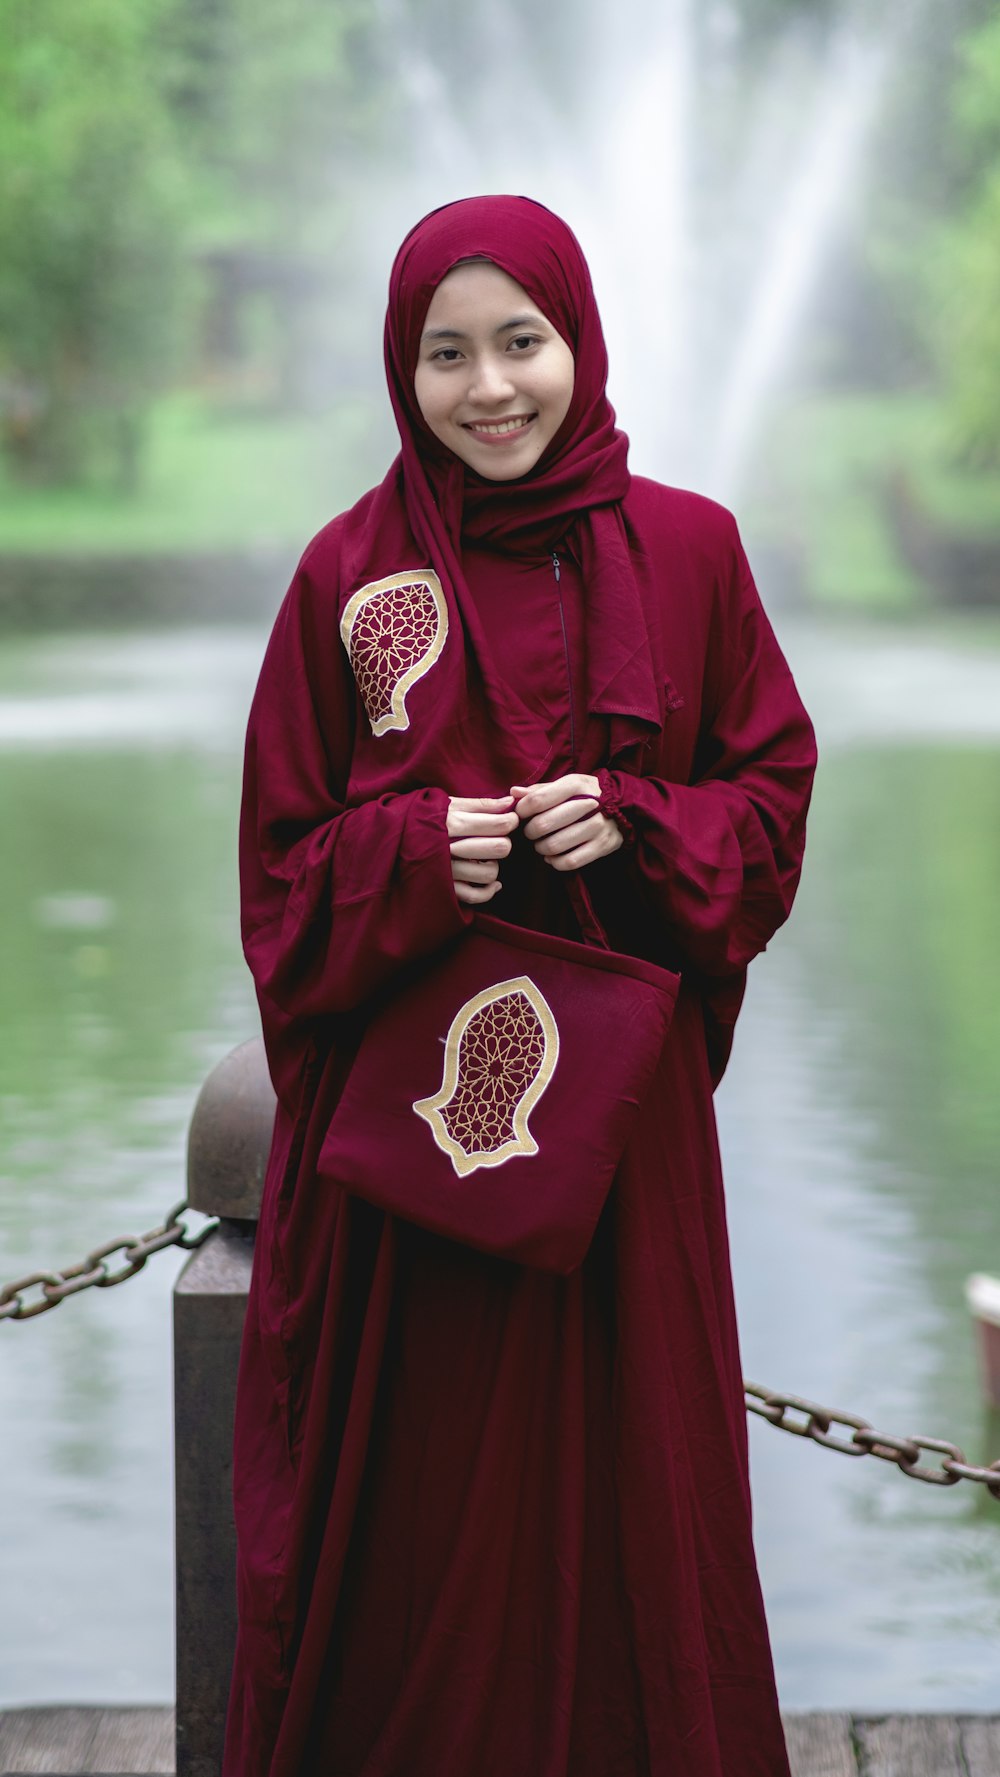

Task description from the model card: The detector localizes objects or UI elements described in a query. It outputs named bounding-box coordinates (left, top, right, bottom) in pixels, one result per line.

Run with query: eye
left=508, top=334, right=540, bottom=353
left=430, top=346, right=463, bottom=363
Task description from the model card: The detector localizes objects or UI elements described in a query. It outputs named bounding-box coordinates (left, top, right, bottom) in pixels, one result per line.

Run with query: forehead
left=421, top=261, right=543, bottom=333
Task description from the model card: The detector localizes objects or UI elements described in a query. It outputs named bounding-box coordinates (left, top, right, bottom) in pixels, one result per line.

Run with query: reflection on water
left=0, top=630, right=262, bottom=1705
left=0, top=631, right=263, bottom=748
left=1, top=620, right=999, bottom=1709
left=722, top=617, right=1000, bottom=1708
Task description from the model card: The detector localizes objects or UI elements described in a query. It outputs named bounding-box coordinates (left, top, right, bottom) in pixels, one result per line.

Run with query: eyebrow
left=420, top=313, right=545, bottom=343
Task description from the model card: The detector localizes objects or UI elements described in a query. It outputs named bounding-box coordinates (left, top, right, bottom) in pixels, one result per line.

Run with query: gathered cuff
left=596, top=769, right=636, bottom=848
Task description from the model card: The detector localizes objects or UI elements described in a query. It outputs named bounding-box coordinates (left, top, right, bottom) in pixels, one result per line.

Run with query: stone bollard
left=174, top=1039, right=275, bottom=1777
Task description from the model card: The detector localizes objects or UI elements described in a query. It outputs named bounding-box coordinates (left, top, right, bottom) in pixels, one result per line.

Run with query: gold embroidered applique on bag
left=413, top=976, right=559, bottom=1177
left=340, top=570, right=448, bottom=735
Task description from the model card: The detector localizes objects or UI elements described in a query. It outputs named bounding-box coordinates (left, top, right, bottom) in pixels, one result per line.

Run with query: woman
left=226, top=195, right=816, bottom=1777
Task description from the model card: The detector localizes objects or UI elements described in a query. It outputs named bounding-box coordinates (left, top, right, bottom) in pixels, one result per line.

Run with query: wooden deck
left=0, top=1708, right=173, bottom=1774
left=2, top=1707, right=999, bottom=1774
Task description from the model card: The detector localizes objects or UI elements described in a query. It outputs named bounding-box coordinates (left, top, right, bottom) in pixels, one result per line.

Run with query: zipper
left=552, top=551, right=577, bottom=767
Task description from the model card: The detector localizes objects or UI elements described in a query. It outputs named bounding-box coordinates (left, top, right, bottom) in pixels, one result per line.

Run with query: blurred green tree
left=926, top=14, right=1000, bottom=462
left=160, top=0, right=379, bottom=410
left=0, top=0, right=188, bottom=488
left=0, top=0, right=383, bottom=489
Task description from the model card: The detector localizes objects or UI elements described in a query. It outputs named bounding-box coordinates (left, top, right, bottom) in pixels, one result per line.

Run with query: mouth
left=462, top=413, right=537, bottom=441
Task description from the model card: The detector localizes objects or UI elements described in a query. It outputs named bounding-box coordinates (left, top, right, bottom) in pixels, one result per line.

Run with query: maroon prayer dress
left=225, top=198, right=816, bottom=1777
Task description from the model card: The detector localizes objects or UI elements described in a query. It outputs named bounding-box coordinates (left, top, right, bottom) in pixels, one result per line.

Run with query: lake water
left=2, top=615, right=999, bottom=1712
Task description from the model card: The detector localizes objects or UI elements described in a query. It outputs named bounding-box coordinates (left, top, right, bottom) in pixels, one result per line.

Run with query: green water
left=1, top=619, right=999, bottom=1710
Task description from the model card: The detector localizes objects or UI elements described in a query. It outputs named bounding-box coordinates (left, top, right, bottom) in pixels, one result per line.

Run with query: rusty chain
left=3, top=1218, right=998, bottom=1503
left=0, top=1199, right=219, bottom=1322
left=745, top=1382, right=1000, bottom=1501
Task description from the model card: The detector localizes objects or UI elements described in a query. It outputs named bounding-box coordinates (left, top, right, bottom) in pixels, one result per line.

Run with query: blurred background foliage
left=0, top=0, right=998, bottom=605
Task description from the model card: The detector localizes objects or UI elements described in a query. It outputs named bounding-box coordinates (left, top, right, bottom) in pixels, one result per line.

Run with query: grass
left=0, top=389, right=390, bottom=556
left=745, top=389, right=1000, bottom=610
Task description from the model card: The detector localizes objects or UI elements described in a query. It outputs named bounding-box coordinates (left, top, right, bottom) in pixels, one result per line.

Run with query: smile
left=463, top=414, right=537, bottom=439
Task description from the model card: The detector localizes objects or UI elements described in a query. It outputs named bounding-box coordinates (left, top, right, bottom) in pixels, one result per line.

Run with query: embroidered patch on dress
left=340, top=570, right=448, bottom=736
left=413, top=976, right=559, bottom=1178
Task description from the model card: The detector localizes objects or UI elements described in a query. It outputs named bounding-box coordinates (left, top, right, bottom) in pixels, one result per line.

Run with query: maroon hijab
left=339, top=195, right=661, bottom=787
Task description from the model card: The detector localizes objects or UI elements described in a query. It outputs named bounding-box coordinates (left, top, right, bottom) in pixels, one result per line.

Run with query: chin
left=479, top=462, right=532, bottom=483
left=464, top=446, right=545, bottom=483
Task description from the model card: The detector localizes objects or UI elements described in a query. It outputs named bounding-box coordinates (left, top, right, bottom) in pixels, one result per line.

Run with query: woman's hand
left=447, top=794, right=519, bottom=905
left=511, top=774, right=623, bottom=871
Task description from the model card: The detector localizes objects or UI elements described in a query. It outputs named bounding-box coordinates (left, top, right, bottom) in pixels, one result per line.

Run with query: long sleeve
left=599, top=522, right=816, bottom=982
left=239, top=559, right=469, bottom=1047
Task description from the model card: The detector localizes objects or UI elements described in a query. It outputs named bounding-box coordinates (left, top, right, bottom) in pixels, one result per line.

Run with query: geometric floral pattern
left=340, top=569, right=448, bottom=736
left=413, top=975, right=560, bottom=1178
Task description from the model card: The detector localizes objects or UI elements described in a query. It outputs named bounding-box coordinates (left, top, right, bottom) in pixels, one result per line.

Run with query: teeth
left=468, top=417, right=531, bottom=435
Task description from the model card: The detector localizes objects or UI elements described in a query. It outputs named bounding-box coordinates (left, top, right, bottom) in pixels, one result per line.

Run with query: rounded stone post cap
left=187, top=1038, right=276, bottom=1220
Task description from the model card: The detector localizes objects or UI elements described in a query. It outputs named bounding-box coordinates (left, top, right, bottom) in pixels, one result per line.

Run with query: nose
left=467, top=354, right=516, bottom=406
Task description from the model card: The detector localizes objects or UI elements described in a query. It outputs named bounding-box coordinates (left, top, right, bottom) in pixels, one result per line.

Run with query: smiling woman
left=413, top=260, right=576, bottom=478
left=226, top=194, right=817, bottom=1777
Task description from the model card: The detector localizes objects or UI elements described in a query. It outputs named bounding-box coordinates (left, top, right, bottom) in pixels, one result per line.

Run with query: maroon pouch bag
left=317, top=912, right=680, bottom=1274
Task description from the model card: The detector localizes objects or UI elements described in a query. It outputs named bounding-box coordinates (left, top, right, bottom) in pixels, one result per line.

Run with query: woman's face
left=413, top=261, right=575, bottom=481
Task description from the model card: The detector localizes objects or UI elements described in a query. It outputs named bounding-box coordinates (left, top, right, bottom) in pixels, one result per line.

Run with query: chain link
left=3, top=1225, right=998, bottom=1503
left=745, top=1383, right=1000, bottom=1501
left=0, top=1200, right=219, bottom=1322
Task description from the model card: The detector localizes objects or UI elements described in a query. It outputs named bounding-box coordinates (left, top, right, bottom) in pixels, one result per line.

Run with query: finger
left=447, top=809, right=519, bottom=840
left=451, top=857, right=501, bottom=884
left=532, top=814, right=601, bottom=858
left=542, top=820, right=623, bottom=870
left=546, top=842, right=601, bottom=872
left=452, top=811, right=519, bottom=833
left=454, top=878, right=502, bottom=905
left=521, top=798, right=597, bottom=843
left=449, top=835, right=511, bottom=859
left=511, top=775, right=596, bottom=820
left=449, top=795, right=515, bottom=812
left=510, top=781, right=564, bottom=818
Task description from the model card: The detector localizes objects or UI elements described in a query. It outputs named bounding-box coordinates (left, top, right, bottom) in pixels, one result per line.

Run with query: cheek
left=412, top=367, right=436, bottom=428
left=542, top=346, right=575, bottom=424
left=546, top=369, right=575, bottom=433
left=413, top=365, right=457, bottom=436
